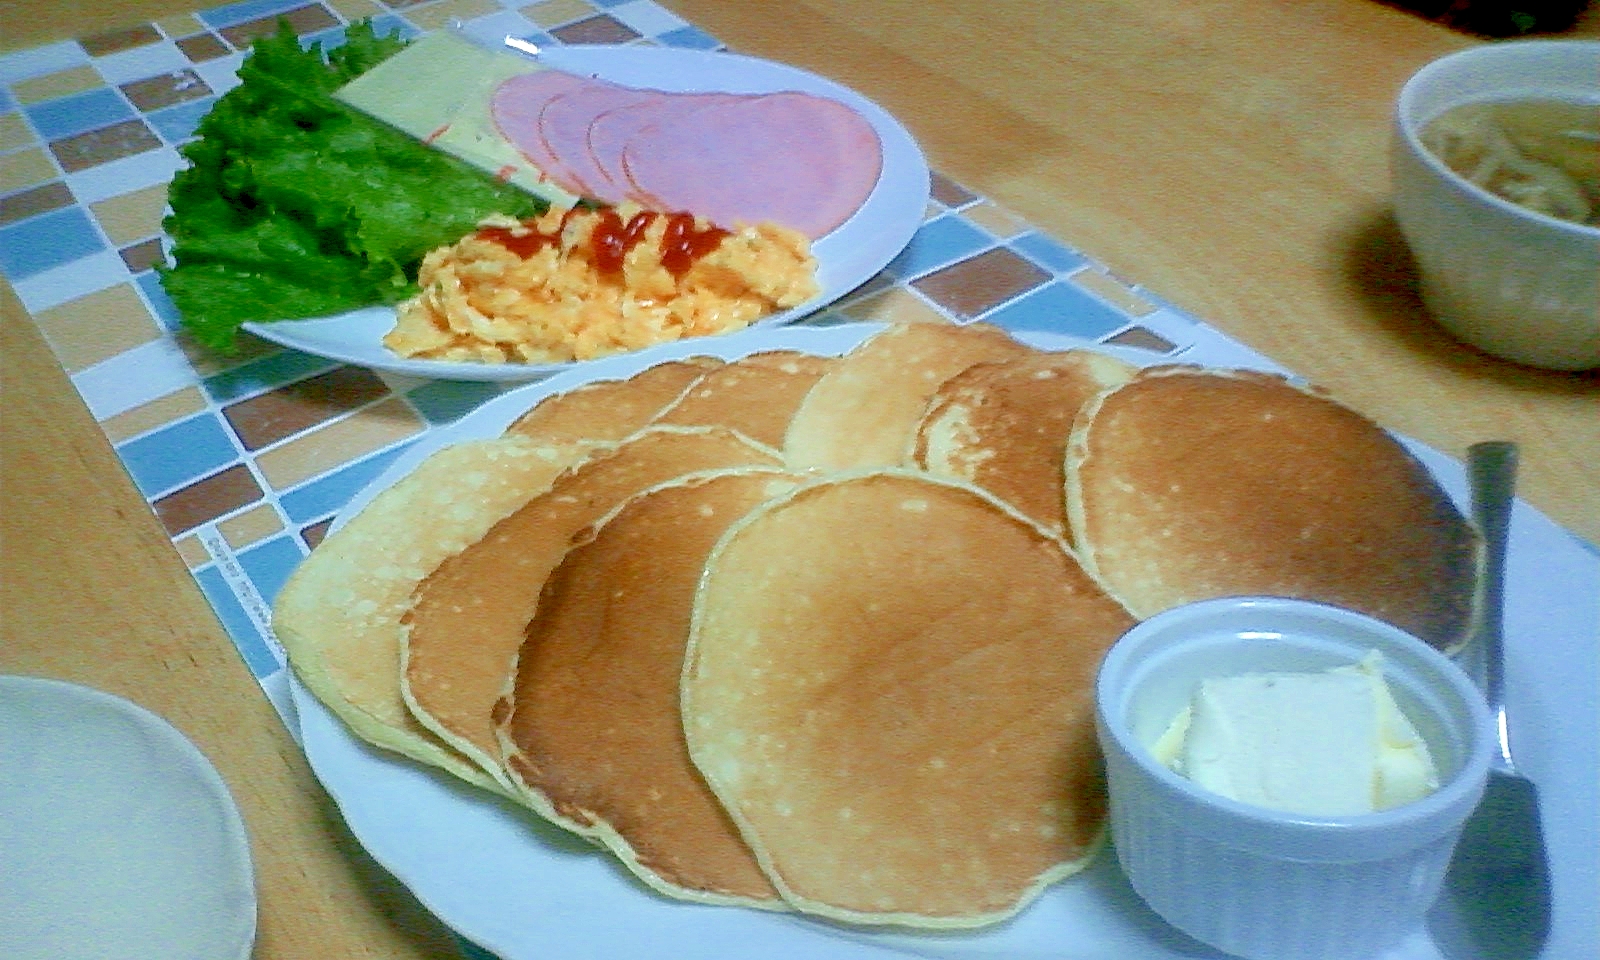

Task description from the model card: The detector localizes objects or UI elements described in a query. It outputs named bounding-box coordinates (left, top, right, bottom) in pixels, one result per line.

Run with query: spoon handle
left=1468, top=440, right=1518, bottom=767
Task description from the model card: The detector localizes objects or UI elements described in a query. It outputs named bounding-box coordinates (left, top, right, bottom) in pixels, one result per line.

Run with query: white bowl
left=1391, top=40, right=1599, bottom=371
left=1094, top=597, right=1493, bottom=960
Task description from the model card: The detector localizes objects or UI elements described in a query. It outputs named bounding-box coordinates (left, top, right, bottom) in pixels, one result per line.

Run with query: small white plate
left=240, top=45, right=930, bottom=382
left=0, top=676, right=257, bottom=960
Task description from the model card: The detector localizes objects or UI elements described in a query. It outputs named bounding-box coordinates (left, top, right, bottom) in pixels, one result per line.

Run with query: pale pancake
left=682, top=470, right=1136, bottom=927
left=272, top=436, right=588, bottom=794
left=1065, top=366, right=1478, bottom=650
left=783, top=322, right=1033, bottom=471
left=401, top=426, right=779, bottom=789
left=652, top=351, right=832, bottom=451
left=913, top=350, right=1135, bottom=538
left=499, top=468, right=803, bottom=906
left=502, top=356, right=721, bottom=443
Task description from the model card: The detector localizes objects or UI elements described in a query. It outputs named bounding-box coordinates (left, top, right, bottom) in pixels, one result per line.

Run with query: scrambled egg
left=384, top=203, right=820, bottom=364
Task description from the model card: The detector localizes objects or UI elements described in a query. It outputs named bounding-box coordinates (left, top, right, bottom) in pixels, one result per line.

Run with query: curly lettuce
left=159, top=21, right=545, bottom=352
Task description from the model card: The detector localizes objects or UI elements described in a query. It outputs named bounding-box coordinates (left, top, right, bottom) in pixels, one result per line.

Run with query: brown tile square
left=912, top=247, right=1050, bottom=319
left=154, top=464, right=265, bottom=536
left=50, top=119, right=162, bottom=174
left=220, top=5, right=339, bottom=49
left=120, top=70, right=213, bottom=112
left=176, top=33, right=233, bottom=62
left=119, top=237, right=166, bottom=274
left=80, top=24, right=163, bottom=57
left=930, top=171, right=976, bottom=208
left=223, top=365, right=392, bottom=451
left=384, top=0, right=433, bottom=7
left=301, top=517, right=334, bottom=550
left=0, top=181, right=73, bottom=227
left=1104, top=325, right=1177, bottom=354
left=551, top=15, right=641, bottom=45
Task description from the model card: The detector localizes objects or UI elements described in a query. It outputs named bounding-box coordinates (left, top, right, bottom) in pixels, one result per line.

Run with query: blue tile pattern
left=407, top=379, right=502, bottom=425
left=195, top=565, right=282, bottom=677
left=145, top=97, right=215, bottom=144
left=117, top=411, right=240, bottom=496
left=203, top=349, right=337, bottom=402
left=1011, top=231, right=1090, bottom=274
left=0, top=208, right=107, bottom=279
left=984, top=280, right=1130, bottom=340
left=24, top=87, right=135, bottom=141
left=884, top=215, right=993, bottom=280
left=237, top=533, right=304, bottom=607
left=197, top=0, right=310, bottom=29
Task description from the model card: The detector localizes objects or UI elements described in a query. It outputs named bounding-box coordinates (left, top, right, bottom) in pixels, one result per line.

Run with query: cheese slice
left=335, top=31, right=577, bottom=206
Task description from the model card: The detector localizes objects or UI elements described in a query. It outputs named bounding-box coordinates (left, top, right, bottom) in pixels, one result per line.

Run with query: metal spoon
left=1429, top=440, right=1552, bottom=958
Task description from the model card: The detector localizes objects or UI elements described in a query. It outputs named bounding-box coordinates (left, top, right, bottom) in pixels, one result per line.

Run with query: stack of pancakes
left=274, top=321, right=1477, bottom=930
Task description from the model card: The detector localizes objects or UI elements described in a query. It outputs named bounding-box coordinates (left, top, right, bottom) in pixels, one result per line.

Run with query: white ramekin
left=1391, top=40, right=1599, bottom=371
left=1094, top=597, right=1494, bottom=960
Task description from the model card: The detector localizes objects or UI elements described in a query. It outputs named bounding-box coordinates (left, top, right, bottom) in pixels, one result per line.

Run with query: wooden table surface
left=2, top=2, right=1596, bottom=958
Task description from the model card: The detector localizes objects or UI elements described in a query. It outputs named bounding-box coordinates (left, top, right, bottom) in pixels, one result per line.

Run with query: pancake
left=401, top=426, right=779, bottom=789
left=498, top=468, right=804, bottom=905
left=783, top=322, right=1033, bottom=471
left=652, top=351, right=832, bottom=451
left=502, top=356, right=722, bottom=444
left=681, top=470, right=1136, bottom=927
left=913, top=349, right=1136, bottom=539
left=1065, top=366, right=1478, bottom=650
left=272, top=436, right=589, bottom=794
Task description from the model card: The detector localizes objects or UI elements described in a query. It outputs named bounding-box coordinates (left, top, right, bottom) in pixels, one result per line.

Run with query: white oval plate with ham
left=242, top=45, right=929, bottom=382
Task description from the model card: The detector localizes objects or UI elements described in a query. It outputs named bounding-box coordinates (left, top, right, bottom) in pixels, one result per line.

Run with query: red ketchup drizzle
left=590, top=209, right=658, bottom=275
left=473, top=208, right=583, bottom=259
left=474, top=208, right=729, bottom=279
left=660, top=213, right=729, bottom=278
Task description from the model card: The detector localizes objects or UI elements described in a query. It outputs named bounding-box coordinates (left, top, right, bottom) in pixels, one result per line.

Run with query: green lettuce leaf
left=159, top=20, right=545, bottom=353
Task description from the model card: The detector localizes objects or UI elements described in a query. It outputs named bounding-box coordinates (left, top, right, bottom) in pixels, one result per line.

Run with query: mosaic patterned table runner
left=2, top=2, right=1293, bottom=953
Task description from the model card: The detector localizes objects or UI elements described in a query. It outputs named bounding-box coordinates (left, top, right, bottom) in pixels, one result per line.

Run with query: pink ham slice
left=585, top=91, right=748, bottom=207
left=536, top=84, right=662, bottom=201
left=491, top=71, right=599, bottom=194
left=620, top=92, right=882, bottom=239
left=491, top=71, right=885, bottom=239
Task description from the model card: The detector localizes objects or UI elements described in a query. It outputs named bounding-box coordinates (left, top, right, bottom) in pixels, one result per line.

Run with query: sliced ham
left=490, top=70, right=884, bottom=239
left=491, top=71, right=597, bottom=194
left=536, top=85, right=661, bottom=201
left=622, top=92, right=882, bottom=239
left=586, top=91, right=747, bottom=207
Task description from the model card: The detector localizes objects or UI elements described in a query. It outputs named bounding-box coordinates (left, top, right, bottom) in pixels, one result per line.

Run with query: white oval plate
left=240, top=45, right=930, bottom=382
left=289, top=323, right=1599, bottom=959
left=0, top=675, right=257, bottom=960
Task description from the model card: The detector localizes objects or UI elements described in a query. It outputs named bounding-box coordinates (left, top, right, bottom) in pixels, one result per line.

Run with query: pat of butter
left=335, top=32, right=577, bottom=206
left=1152, top=652, right=1438, bottom=816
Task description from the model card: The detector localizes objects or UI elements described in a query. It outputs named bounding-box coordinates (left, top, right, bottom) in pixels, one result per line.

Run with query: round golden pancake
left=401, top=425, right=779, bottom=790
left=914, top=349, right=1135, bottom=539
left=782, top=322, right=1033, bottom=471
left=273, top=436, right=588, bottom=794
left=682, top=470, right=1136, bottom=927
left=1065, top=366, right=1478, bottom=650
left=502, top=356, right=722, bottom=444
left=653, top=351, right=832, bottom=452
left=499, top=468, right=804, bottom=906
